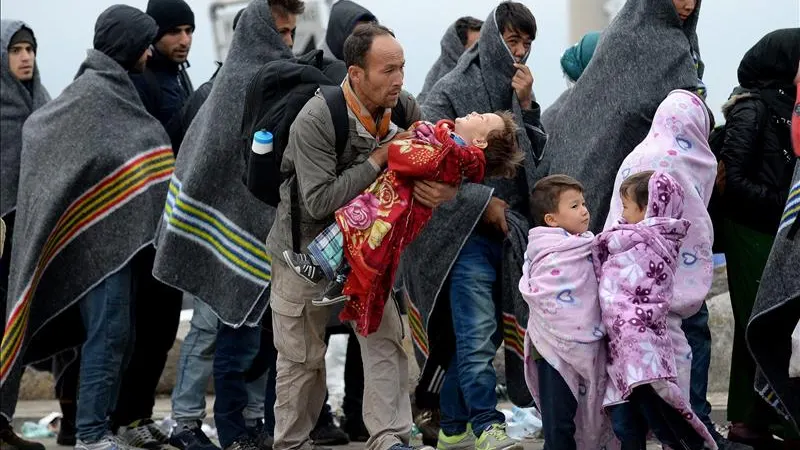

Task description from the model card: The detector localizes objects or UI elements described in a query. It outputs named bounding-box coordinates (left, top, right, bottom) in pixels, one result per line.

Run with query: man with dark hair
left=0, top=18, right=51, bottom=450
left=111, top=2, right=196, bottom=447
left=266, top=22, right=454, bottom=450
left=399, top=3, right=544, bottom=450
left=0, top=5, right=174, bottom=450
left=151, top=0, right=304, bottom=448
left=417, top=16, right=483, bottom=103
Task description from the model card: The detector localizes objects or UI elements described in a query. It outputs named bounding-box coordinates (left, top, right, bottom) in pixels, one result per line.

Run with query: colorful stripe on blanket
left=1, top=147, right=174, bottom=382
left=502, top=313, right=525, bottom=360
left=779, top=179, right=799, bottom=233
left=163, top=176, right=272, bottom=286
left=407, top=298, right=429, bottom=356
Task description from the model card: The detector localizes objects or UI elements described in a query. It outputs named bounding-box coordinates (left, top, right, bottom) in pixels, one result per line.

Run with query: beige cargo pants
left=270, top=258, right=412, bottom=450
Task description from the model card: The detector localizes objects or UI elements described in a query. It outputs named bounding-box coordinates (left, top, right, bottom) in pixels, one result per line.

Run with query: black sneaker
left=310, top=423, right=349, bottom=446
left=282, top=251, right=323, bottom=284
left=0, top=415, right=45, bottom=450
left=340, top=416, right=369, bottom=443
left=224, top=439, right=259, bottom=450
left=312, top=276, right=348, bottom=307
left=169, top=423, right=220, bottom=450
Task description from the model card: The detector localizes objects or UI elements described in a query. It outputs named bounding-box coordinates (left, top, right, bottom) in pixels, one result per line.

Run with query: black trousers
left=316, top=327, right=364, bottom=427
left=111, top=248, right=183, bottom=428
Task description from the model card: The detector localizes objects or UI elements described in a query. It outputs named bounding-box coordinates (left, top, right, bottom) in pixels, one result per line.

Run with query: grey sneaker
left=75, top=434, right=149, bottom=450
left=282, top=250, right=323, bottom=284
left=118, top=421, right=178, bottom=450
left=436, top=424, right=474, bottom=450
left=475, top=424, right=522, bottom=450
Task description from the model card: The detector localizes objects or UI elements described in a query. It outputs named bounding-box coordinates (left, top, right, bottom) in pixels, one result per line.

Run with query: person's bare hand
left=482, top=197, right=509, bottom=235
left=512, top=63, right=534, bottom=110
left=413, top=180, right=458, bottom=208
left=394, top=130, right=414, bottom=140
left=369, top=144, right=390, bottom=168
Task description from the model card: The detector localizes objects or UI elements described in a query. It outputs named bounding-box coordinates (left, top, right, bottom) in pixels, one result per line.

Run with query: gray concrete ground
left=14, top=394, right=729, bottom=450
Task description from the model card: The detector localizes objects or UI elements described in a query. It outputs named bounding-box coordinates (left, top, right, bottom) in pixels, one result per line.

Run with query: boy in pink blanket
left=520, top=174, right=615, bottom=450
left=594, top=170, right=716, bottom=450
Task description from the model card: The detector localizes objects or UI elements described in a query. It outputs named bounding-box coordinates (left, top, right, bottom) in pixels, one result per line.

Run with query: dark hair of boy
left=270, top=0, right=305, bottom=17
left=454, top=16, right=484, bottom=46
left=530, top=174, right=584, bottom=226
left=495, top=1, right=537, bottom=39
left=619, top=170, right=655, bottom=211
left=343, top=23, right=395, bottom=69
left=484, top=111, right=523, bottom=179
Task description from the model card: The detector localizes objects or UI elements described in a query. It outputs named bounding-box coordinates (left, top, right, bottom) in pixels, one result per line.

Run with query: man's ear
left=472, top=137, right=488, bottom=149
left=543, top=213, right=557, bottom=227
left=347, top=65, right=363, bottom=84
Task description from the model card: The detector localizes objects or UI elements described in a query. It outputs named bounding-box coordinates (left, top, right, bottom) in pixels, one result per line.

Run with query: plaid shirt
left=307, top=223, right=344, bottom=280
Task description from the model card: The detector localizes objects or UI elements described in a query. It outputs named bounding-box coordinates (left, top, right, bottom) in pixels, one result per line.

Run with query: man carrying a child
left=265, top=23, right=455, bottom=450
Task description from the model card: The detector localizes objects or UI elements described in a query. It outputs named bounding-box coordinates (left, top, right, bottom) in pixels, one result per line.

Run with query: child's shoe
left=312, top=275, right=349, bottom=307
left=282, top=250, right=323, bottom=284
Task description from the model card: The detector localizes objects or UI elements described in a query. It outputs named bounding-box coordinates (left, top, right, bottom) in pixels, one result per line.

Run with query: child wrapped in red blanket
left=283, top=113, right=522, bottom=335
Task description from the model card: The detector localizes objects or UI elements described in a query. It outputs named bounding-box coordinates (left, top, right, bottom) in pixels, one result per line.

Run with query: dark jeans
left=214, top=322, right=262, bottom=447
left=247, top=318, right=279, bottom=435
left=112, top=249, right=183, bottom=428
left=76, top=264, right=136, bottom=443
left=537, top=359, right=577, bottom=450
left=681, top=302, right=715, bottom=432
left=608, top=386, right=706, bottom=450
left=315, top=328, right=364, bottom=428
left=439, top=234, right=506, bottom=437
left=0, top=212, right=15, bottom=338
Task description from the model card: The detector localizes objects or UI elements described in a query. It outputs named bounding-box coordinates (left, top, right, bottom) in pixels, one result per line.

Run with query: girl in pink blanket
left=594, top=170, right=716, bottom=450
left=520, top=174, right=615, bottom=449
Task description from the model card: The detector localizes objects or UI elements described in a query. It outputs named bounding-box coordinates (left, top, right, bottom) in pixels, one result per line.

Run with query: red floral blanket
left=337, top=120, right=485, bottom=335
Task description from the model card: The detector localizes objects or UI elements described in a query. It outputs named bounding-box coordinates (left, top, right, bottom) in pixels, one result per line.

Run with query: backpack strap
left=391, top=98, right=408, bottom=129
left=289, top=85, right=349, bottom=253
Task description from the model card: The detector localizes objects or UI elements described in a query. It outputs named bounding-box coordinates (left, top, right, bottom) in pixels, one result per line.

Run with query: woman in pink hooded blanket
left=603, top=89, right=717, bottom=408
left=594, top=171, right=716, bottom=450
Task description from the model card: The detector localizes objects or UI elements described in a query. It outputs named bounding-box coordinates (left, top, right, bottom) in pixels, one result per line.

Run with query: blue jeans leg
left=214, top=323, right=262, bottom=447
left=536, top=359, right=577, bottom=450
left=681, top=302, right=715, bottom=432
left=76, top=264, right=135, bottom=443
left=448, top=234, right=506, bottom=436
left=608, top=402, right=647, bottom=450
left=171, top=298, right=218, bottom=424
left=439, top=357, right=470, bottom=436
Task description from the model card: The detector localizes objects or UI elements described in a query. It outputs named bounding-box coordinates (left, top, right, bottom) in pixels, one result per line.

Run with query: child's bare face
left=545, top=189, right=590, bottom=235
left=621, top=194, right=646, bottom=224
left=454, top=112, right=504, bottom=148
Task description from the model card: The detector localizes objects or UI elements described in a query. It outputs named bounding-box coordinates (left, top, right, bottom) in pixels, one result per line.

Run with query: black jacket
left=131, top=49, right=194, bottom=147
left=324, top=1, right=375, bottom=61
left=166, top=63, right=221, bottom=153
left=720, top=89, right=795, bottom=234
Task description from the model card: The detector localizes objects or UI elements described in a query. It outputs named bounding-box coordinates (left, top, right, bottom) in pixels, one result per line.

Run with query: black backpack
left=241, top=50, right=410, bottom=252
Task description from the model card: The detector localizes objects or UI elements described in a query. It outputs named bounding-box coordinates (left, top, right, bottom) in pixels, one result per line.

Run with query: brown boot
left=727, top=422, right=781, bottom=450
left=0, top=415, right=45, bottom=450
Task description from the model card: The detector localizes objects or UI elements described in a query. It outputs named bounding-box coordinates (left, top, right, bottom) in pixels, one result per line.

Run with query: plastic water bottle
left=246, top=130, right=280, bottom=206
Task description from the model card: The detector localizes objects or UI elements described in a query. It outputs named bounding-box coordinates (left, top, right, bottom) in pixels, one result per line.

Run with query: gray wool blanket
left=0, top=20, right=50, bottom=218
left=536, top=0, right=703, bottom=232
left=416, top=21, right=465, bottom=105
left=400, top=6, right=540, bottom=408
left=0, top=49, right=173, bottom=415
left=747, top=160, right=800, bottom=432
left=153, top=0, right=294, bottom=327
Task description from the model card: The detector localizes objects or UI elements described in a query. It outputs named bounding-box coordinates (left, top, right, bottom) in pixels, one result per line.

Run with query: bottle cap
left=254, top=130, right=273, bottom=145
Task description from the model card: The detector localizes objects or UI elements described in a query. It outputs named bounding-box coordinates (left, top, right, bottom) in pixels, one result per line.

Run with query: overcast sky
left=1, top=0, right=798, bottom=116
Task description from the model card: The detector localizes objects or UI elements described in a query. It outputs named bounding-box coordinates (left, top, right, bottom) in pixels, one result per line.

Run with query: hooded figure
left=1, top=21, right=50, bottom=220
left=398, top=4, right=543, bottom=408
left=320, top=0, right=376, bottom=61
left=153, top=0, right=294, bottom=327
left=417, top=17, right=483, bottom=104
left=0, top=4, right=172, bottom=422
left=537, top=0, right=704, bottom=232
left=594, top=171, right=716, bottom=449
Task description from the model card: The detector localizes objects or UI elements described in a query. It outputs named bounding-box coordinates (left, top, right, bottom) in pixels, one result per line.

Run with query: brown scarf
left=343, top=77, right=392, bottom=141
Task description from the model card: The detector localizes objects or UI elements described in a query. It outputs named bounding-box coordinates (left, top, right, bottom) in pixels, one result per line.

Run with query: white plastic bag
left=790, top=319, right=800, bottom=378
